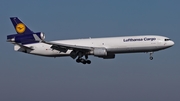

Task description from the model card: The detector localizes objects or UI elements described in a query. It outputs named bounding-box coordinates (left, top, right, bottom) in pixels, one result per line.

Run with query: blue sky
left=0, top=0, right=180, bottom=101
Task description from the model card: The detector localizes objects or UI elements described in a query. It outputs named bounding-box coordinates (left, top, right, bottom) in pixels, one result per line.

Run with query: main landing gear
left=76, top=58, right=91, bottom=64
left=76, top=53, right=91, bottom=64
left=149, top=52, right=153, bottom=60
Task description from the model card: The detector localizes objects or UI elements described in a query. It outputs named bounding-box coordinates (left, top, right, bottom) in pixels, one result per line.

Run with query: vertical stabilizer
left=10, top=17, right=34, bottom=34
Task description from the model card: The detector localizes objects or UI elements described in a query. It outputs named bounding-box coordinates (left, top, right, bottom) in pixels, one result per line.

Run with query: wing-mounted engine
left=7, top=32, right=45, bottom=44
left=92, top=48, right=115, bottom=59
left=93, top=48, right=107, bottom=56
left=99, top=53, right=115, bottom=59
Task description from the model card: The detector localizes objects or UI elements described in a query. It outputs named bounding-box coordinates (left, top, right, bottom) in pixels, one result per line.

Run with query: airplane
left=7, top=17, right=174, bottom=64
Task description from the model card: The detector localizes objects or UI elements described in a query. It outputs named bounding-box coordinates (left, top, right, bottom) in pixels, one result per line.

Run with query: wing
left=33, top=33, right=93, bottom=52
left=45, top=41, right=93, bottom=52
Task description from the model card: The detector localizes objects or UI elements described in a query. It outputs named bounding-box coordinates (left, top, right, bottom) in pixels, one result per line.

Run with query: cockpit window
left=165, top=39, right=171, bottom=41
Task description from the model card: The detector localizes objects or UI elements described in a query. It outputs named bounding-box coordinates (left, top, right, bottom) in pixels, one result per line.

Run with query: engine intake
left=93, top=48, right=107, bottom=56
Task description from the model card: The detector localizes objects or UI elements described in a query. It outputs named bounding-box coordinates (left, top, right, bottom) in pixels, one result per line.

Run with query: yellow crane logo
left=16, top=23, right=26, bottom=34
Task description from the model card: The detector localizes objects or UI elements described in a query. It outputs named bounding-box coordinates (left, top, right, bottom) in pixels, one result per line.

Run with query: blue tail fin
left=10, top=17, right=34, bottom=34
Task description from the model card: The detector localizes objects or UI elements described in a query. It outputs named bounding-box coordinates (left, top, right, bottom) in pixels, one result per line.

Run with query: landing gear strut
left=76, top=53, right=91, bottom=64
left=149, top=52, right=153, bottom=60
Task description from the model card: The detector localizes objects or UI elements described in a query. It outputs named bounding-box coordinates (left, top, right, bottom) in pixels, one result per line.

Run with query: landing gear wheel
left=81, top=60, right=87, bottom=64
left=149, top=52, right=154, bottom=60
left=76, top=52, right=91, bottom=64
left=76, top=59, right=81, bottom=63
left=150, top=56, right=153, bottom=60
left=86, top=60, right=91, bottom=64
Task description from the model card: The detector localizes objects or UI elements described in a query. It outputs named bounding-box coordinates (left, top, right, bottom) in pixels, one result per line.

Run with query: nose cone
left=170, top=41, right=175, bottom=46
left=167, top=41, right=174, bottom=47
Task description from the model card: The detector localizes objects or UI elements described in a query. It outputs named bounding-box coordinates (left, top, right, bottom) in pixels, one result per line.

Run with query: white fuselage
left=14, top=35, right=174, bottom=57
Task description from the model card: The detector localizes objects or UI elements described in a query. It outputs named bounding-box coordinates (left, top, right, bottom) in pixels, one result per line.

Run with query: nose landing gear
left=149, top=52, right=153, bottom=60
left=150, top=56, right=153, bottom=60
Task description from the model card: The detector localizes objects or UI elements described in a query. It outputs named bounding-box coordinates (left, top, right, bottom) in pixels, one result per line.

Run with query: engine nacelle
left=93, top=48, right=107, bottom=56
left=40, top=32, right=45, bottom=40
left=99, top=53, right=115, bottom=59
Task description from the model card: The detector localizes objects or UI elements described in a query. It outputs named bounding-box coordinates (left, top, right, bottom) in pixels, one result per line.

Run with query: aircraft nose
left=169, top=41, right=174, bottom=46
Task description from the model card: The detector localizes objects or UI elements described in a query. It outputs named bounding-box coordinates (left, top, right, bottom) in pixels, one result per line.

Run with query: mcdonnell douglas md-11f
left=7, top=17, right=174, bottom=64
